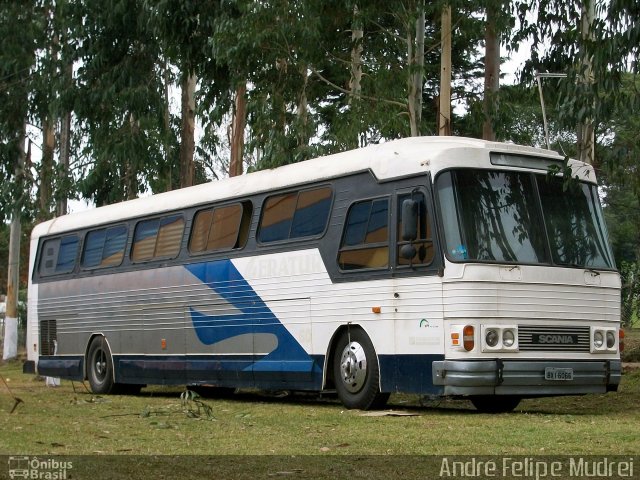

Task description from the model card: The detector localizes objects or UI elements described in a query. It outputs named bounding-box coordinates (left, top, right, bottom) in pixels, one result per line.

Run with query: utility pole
left=536, top=72, right=568, bottom=149
left=3, top=127, right=26, bottom=360
left=438, top=5, right=452, bottom=136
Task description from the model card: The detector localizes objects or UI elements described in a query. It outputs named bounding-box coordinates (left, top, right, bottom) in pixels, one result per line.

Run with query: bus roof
left=33, top=136, right=583, bottom=239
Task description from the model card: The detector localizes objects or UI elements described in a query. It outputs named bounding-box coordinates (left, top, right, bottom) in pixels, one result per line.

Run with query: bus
left=23, top=136, right=622, bottom=412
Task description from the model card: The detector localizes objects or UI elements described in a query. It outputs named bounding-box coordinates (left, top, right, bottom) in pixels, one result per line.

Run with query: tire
left=86, top=337, right=116, bottom=394
left=471, top=395, right=521, bottom=413
left=332, top=328, right=389, bottom=410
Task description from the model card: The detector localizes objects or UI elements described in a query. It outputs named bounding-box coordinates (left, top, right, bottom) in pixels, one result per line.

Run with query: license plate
left=545, top=367, right=573, bottom=381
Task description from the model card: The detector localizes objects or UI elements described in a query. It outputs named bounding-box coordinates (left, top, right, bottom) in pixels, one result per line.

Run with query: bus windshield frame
left=435, top=167, right=615, bottom=270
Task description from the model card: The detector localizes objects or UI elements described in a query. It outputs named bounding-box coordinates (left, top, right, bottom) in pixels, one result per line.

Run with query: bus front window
left=436, top=168, right=614, bottom=269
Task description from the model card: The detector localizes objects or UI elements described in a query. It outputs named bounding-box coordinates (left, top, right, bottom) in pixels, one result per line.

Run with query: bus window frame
left=188, top=200, right=253, bottom=256
left=130, top=213, right=185, bottom=264
left=337, top=194, right=391, bottom=273
left=81, top=224, right=129, bottom=271
left=256, top=184, right=334, bottom=246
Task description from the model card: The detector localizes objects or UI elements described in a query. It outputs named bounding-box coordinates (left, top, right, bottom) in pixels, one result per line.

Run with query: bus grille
left=518, top=325, right=590, bottom=352
left=40, top=320, right=57, bottom=356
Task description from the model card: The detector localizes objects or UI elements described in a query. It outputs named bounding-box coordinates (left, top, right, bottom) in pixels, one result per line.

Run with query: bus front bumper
left=432, top=359, right=622, bottom=396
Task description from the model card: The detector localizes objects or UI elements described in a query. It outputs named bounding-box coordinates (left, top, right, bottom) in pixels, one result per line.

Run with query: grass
left=622, top=327, right=640, bottom=362
left=1, top=334, right=639, bottom=478
left=1, top=361, right=639, bottom=457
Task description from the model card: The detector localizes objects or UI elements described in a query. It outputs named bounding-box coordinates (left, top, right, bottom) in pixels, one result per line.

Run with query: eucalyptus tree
left=0, top=1, right=39, bottom=359
left=149, top=0, right=227, bottom=188
left=515, top=0, right=639, bottom=166
left=72, top=0, right=166, bottom=206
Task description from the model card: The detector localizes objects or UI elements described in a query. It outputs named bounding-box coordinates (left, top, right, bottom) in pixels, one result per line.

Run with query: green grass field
left=1, top=333, right=639, bottom=479
left=1, top=359, right=639, bottom=458
left=0, top=329, right=636, bottom=479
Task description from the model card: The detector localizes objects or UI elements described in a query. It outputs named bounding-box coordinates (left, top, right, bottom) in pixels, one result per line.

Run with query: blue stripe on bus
left=37, top=356, right=84, bottom=380
left=379, top=354, right=445, bottom=394
left=116, top=354, right=324, bottom=390
left=186, top=260, right=321, bottom=375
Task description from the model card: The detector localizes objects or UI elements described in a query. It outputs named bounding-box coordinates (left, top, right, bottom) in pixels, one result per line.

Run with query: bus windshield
left=436, top=169, right=614, bottom=269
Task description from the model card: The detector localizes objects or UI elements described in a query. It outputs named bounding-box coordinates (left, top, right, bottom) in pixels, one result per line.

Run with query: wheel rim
left=339, top=341, right=367, bottom=393
left=93, top=348, right=107, bottom=382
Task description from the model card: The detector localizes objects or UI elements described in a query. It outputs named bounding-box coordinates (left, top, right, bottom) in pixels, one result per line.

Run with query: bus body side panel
left=233, top=249, right=446, bottom=395
left=35, top=247, right=448, bottom=394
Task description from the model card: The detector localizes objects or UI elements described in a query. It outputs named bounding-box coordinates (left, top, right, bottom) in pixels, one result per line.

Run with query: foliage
left=0, top=1, right=639, bottom=315
left=180, top=389, right=215, bottom=419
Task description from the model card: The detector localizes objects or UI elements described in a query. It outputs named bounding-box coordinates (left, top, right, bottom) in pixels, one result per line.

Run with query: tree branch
left=310, top=67, right=407, bottom=109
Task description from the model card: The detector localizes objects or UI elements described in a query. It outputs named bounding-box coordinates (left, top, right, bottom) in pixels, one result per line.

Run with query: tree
left=0, top=2, right=38, bottom=359
left=73, top=0, right=166, bottom=205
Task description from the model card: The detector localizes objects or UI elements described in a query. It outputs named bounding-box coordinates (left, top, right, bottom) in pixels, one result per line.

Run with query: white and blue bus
left=24, top=137, right=622, bottom=411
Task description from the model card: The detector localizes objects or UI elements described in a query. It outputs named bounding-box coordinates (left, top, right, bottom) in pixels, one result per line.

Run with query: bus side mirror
left=401, top=199, right=418, bottom=242
left=400, top=199, right=418, bottom=261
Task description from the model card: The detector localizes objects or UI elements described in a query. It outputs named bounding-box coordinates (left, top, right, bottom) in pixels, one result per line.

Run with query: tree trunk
left=349, top=5, right=363, bottom=103
left=297, top=68, right=309, bottom=149
left=180, top=72, right=197, bottom=188
left=229, top=82, right=247, bottom=178
left=577, top=0, right=595, bottom=165
left=125, top=113, right=139, bottom=200
left=3, top=123, right=26, bottom=361
left=56, top=50, right=73, bottom=217
left=57, top=110, right=71, bottom=216
left=438, top=5, right=452, bottom=136
left=408, top=1, right=425, bottom=137
left=163, top=58, right=173, bottom=191
left=482, top=3, right=500, bottom=141
left=39, top=115, right=55, bottom=220
left=348, top=4, right=363, bottom=148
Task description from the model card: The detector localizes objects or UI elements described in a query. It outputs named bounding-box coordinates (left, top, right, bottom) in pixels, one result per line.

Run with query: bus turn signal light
left=619, top=329, right=625, bottom=352
left=463, top=325, right=475, bottom=351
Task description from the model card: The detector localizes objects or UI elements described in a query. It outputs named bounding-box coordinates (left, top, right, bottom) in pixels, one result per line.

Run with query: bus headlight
left=485, top=329, right=499, bottom=347
left=593, top=331, right=604, bottom=349
left=591, top=327, right=618, bottom=353
left=502, top=329, right=515, bottom=348
left=481, top=325, right=518, bottom=352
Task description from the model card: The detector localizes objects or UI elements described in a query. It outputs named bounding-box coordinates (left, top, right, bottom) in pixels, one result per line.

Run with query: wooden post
left=438, top=5, right=452, bottom=136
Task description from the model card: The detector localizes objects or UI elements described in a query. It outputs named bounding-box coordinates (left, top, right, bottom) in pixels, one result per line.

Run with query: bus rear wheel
left=333, top=328, right=389, bottom=410
left=87, top=337, right=116, bottom=394
left=471, top=395, right=521, bottom=413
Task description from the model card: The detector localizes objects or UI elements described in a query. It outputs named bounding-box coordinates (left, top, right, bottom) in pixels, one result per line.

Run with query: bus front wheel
left=332, top=328, right=389, bottom=410
left=87, top=337, right=116, bottom=394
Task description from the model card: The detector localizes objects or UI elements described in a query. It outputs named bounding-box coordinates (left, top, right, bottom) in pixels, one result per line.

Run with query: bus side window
left=338, top=198, right=389, bottom=270
left=189, top=201, right=252, bottom=254
left=258, top=186, right=332, bottom=243
left=132, top=215, right=184, bottom=262
left=39, top=239, right=59, bottom=276
left=82, top=225, right=127, bottom=269
left=396, top=193, right=434, bottom=266
left=38, top=237, right=78, bottom=277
